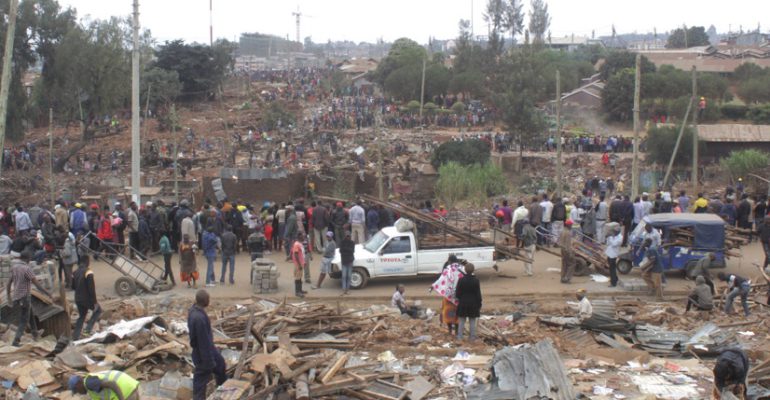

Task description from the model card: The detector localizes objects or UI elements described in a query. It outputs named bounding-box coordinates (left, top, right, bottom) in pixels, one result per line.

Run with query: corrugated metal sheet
left=468, top=339, right=575, bottom=400
left=698, top=124, right=770, bottom=142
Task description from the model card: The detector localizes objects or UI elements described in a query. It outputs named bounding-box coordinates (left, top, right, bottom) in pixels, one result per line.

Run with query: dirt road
left=85, top=241, right=766, bottom=310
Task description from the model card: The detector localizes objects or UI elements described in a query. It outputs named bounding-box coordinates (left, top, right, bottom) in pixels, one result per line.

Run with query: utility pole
left=49, top=108, right=54, bottom=204
left=376, top=111, right=384, bottom=200
left=555, top=70, right=563, bottom=198
left=209, top=0, right=213, bottom=46
left=0, top=0, right=19, bottom=179
left=131, top=0, right=141, bottom=203
left=631, top=54, right=641, bottom=198
left=171, top=104, right=179, bottom=203
left=419, top=56, right=426, bottom=129
left=691, top=66, right=699, bottom=192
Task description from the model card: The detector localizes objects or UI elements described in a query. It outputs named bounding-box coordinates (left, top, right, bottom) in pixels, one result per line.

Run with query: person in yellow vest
left=68, top=370, right=140, bottom=400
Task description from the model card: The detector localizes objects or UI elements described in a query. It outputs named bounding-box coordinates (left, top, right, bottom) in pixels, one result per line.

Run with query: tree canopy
left=666, top=26, right=710, bottom=49
left=154, top=39, right=236, bottom=100
left=371, top=37, right=450, bottom=102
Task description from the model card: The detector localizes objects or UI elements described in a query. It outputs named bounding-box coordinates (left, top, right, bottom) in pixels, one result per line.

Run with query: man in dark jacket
left=137, top=209, right=152, bottom=259
left=311, top=202, right=329, bottom=253
left=366, top=206, right=380, bottom=239
left=713, top=349, right=749, bottom=399
left=331, top=203, right=347, bottom=243
left=620, top=195, right=634, bottom=246
left=737, top=193, right=752, bottom=234
left=527, top=197, right=544, bottom=245
left=188, top=290, right=225, bottom=400
left=149, top=204, right=164, bottom=253
left=456, top=263, right=482, bottom=341
left=284, top=209, right=298, bottom=260
left=339, top=231, right=356, bottom=294
left=72, top=255, right=102, bottom=340
left=759, top=215, right=770, bottom=270
left=219, top=225, right=237, bottom=285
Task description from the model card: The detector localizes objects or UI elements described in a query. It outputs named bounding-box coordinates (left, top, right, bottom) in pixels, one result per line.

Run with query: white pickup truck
left=330, top=219, right=497, bottom=289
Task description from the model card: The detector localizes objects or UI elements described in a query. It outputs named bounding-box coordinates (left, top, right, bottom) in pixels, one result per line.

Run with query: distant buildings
left=635, top=43, right=770, bottom=74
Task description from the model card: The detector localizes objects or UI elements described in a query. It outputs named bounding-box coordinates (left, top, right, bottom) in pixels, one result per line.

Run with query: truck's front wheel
left=350, top=267, right=369, bottom=289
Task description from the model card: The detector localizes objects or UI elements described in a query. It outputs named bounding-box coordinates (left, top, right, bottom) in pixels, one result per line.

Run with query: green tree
left=598, top=51, right=655, bottom=80
left=502, top=0, right=525, bottom=43
left=483, top=0, right=507, bottom=54
left=528, top=0, right=551, bottom=45
left=371, top=38, right=426, bottom=86
left=3, top=0, right=77, bottom=140
left=645, top=125, right=704, bottom=166
left=737, top=76, right=770, bottom=104
left=666, top=26, right=710, bottom=49
left=141, top=67, right=182, bottom=116
left=374, top=37, right=450, bottom=101
left=720, top=149, right=769, bottom=178
left=602, top=68, right=636, bottom=122
left=733, top=63, right=766, bottom=82
left=449, top=70, right=484, bottom=100
left=36, top=17, right=133, bottom=171
left=154, top=39, right=235, bottom=100
left=431, top=139, right=491, bottom=168
left=494, top=50, right=547, bottom=154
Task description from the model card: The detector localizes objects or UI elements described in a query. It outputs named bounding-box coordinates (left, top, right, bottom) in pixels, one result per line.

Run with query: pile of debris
left=3, top=288, right=770, bottom=399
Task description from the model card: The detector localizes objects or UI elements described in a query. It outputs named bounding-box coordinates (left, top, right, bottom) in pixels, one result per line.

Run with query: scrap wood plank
left=283, top=353, right=334, bottom=380
left=321, top=353, right=349, bottom=384
left=309, top=377, right=368, bottom=397
left=251, top=301, right=285, bottom=344
left=360, top=379, right=408, bottom=400
left=342, top=389, right=378, bottom=400
left=234, top=310, right=257, bottom=379
left=295, top=373, right=310, bottom=400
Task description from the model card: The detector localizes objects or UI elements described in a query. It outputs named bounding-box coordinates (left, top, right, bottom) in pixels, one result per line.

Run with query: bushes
left=748, top=104, right=770, bottom=124
left=431, top=139, right=490, bottom=168
left=720, top=149, right=769, bottom=178
left=720, top=104, right=749, bottom=120
left=645, top=125, right=704, bottom=166
left=435, top=162, right=509, bottom=208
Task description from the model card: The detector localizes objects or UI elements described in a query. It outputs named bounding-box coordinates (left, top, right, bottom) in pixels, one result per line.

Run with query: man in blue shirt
left=188, top=290, right=225, bottom=400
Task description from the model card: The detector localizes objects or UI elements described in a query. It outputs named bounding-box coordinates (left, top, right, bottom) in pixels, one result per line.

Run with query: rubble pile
left=1, top=291, right=770, bottom=398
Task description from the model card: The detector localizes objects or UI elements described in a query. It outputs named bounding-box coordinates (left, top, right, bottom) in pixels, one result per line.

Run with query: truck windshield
left=363, top=231, right=389, bottom=253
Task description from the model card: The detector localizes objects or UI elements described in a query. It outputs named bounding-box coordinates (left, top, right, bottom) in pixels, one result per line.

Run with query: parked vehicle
left=331, top=219, right=497, bottom=289
left=618, top=213, right=727, bottom=277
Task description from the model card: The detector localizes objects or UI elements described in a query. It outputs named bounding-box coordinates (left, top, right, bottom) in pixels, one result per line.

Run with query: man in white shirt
left=595, top=195, right=609, bottom=244
left=512, top=201, right=529, bottom=248
left=348, top=200, right=366, bottom=244
left=14, top=207, right=32, bottom=235
left=391, top=284, right=417, bottom=317
left=576, top=289, right=592, bottom=321
left=539, top=194, right=554, bottom=244
left=605, top=228, right=623, bottom=287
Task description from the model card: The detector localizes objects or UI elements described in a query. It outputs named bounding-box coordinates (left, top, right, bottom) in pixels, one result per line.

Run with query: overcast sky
left=59, top=0, right=766, bottom=45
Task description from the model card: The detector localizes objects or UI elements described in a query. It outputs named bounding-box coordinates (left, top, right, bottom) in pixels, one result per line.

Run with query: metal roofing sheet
left=697, top=124, right=770, bottom=142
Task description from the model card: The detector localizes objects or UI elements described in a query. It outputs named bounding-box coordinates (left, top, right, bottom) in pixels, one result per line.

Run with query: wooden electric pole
left=555, top=70, right=563, bottom=198
left=0, top=0, right=19, bottom=179
left=131, top=0, right=141, bottom=203
left=419, top=56, right=426, bottom=129
left=691, top=66, right=699, bottom=192
left=631, top=54, right=641, bottom=198
left=376, top=112, right=384, bottom=200
left=171, top=104, right=179, bottom=204
left=48, top=108, right=54, bottom=204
